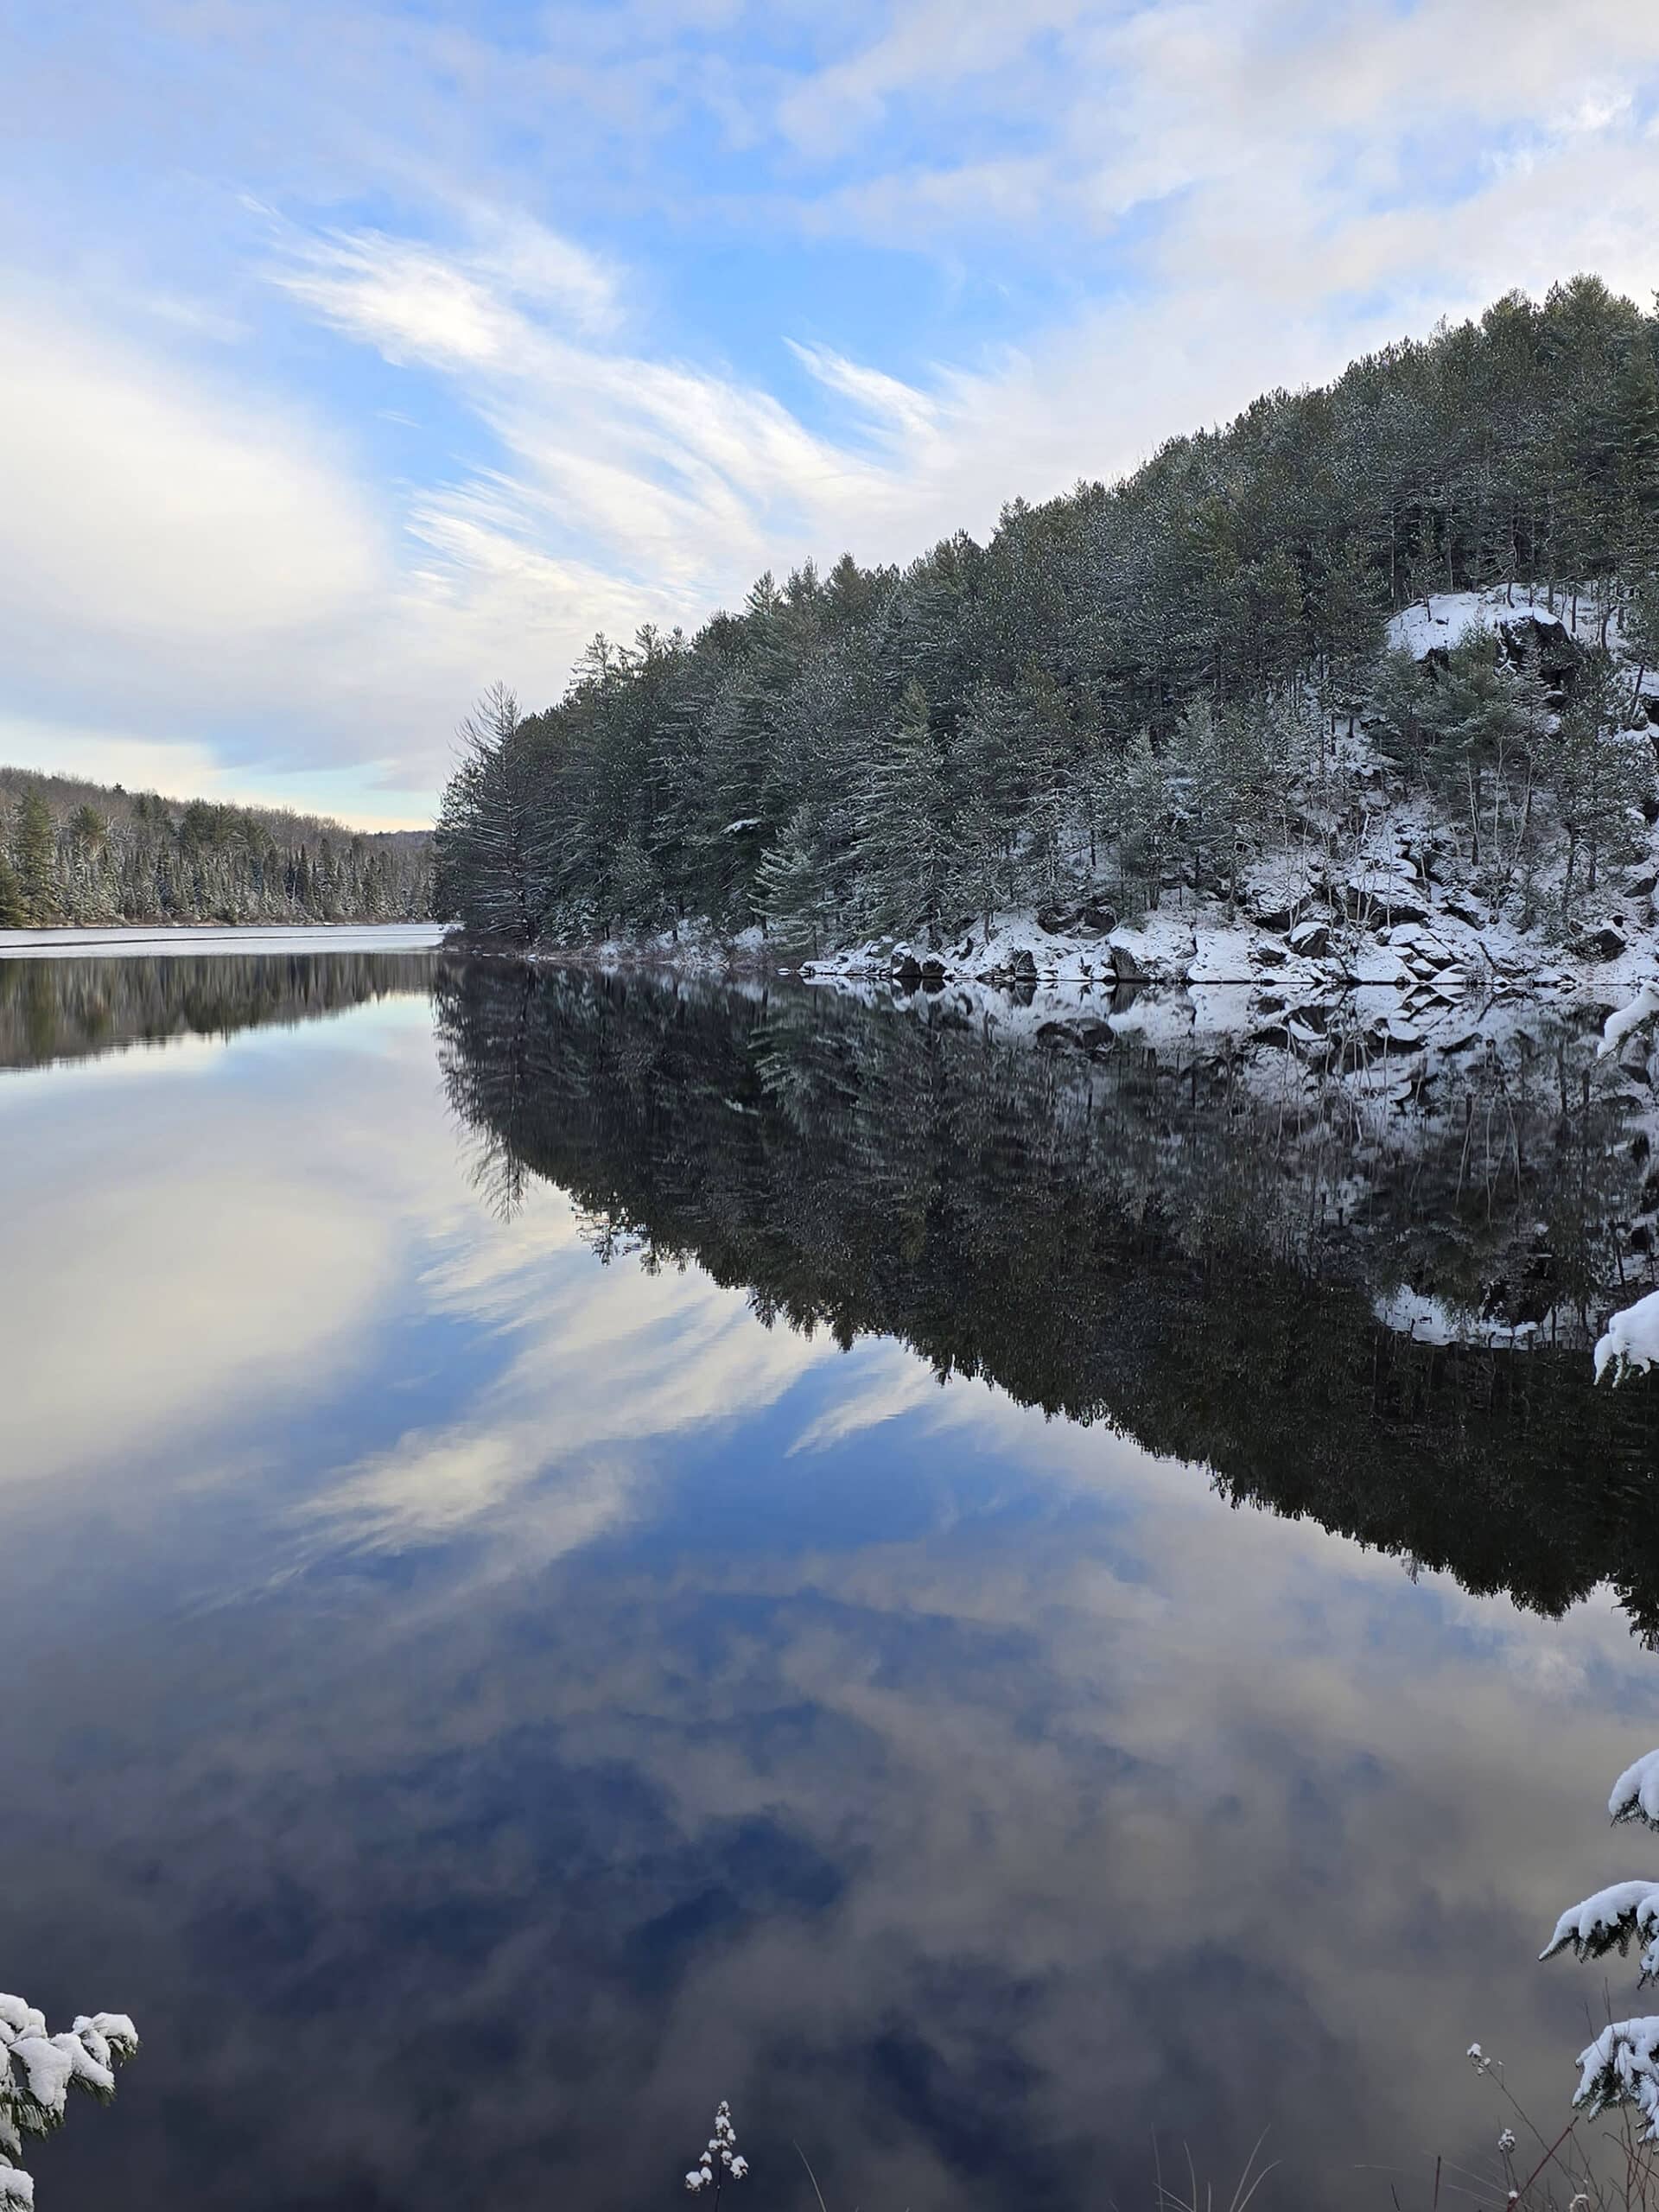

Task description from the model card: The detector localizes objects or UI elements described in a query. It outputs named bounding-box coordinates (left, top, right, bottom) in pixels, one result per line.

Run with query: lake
left=4, top=932, right=1659, bottom=2211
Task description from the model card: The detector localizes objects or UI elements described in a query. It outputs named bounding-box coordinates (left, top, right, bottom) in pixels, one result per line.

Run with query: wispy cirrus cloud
left=3, top=0, right=1659, bottom=820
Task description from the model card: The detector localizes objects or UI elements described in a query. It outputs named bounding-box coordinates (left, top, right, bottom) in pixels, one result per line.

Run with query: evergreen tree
left=432, top=685, right=548, bottom=944
left=0, top=847, right=27, bottom=929
left=856, top=682, right=952, bottom=945
left=753, top=806, right=832, bottom=954
left=1541, top=647, right=1654, bottom=927
left=13, top=789, right=58, bottom=925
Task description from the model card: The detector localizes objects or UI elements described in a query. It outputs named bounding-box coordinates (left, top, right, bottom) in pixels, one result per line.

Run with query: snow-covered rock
left=1388, top=587, right=1575, bottom=670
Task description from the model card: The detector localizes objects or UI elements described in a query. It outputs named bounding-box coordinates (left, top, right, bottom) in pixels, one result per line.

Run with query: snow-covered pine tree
left=1539, top=645, right=1654, bottom=927
left=11, top=791, right=57, bottom=928
left=855, top=681, right=951, bottom=946
left=1542, top=1749, right=1659, bottom=2137
left=1624, top=568, right=1659, bottom=718
left=753, top=805, right=831, bottom=955
left=1, top=1995, right=138, bottom=2208
left=432, top=684, right=550, bottom=946
left=952, top=683, right=1037, bottom=938
left=1112, top=731, right=1175, bottom=914
left=0, top=833, right=27, bottom=930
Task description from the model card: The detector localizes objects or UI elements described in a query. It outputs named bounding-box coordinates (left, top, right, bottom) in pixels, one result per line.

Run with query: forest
left=0, top=766, right=435, bottom=928
left=435, top=275, right=1659, bottom=961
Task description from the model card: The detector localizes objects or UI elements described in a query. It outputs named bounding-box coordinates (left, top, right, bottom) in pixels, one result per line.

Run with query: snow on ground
left=1386, top=582, right=1578, bottom=659
left=1372, top=1285, right=1547, bottom=1352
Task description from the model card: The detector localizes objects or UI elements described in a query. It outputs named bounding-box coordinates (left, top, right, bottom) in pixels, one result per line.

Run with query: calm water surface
left=3, top=939, right=1659, bottom=2211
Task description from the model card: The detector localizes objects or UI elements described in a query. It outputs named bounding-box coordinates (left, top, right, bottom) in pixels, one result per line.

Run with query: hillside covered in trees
left=436, top=276, right=1659, bottom=976
left=0, top=767, right=435, bottom=928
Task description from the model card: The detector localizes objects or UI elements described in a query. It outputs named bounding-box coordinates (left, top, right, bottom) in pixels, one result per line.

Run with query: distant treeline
left=437, top=275, right=1659, bottom=950
left=0, top=766, right=435, bottom=928
left=0, top=949, right=438, bottom=1072
left=436, top=963, right=1659, bottom=1636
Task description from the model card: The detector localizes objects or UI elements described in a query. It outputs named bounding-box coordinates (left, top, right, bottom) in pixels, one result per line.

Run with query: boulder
left=1248, top=903, right=1296, bottom=933
left=1287, top=918, right=1331, bottom=958
left=1573, top=925, right=1628, bottom=963
left=1343, top=878, right=1427, bottom=927
left=1036, top=899, right=1119, bottom=938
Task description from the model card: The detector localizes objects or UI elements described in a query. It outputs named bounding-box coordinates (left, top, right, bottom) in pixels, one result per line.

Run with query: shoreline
left=442, top=906, right=1643, bottom=1022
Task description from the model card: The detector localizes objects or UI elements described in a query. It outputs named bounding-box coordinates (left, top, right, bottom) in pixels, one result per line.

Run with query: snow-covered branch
left=1545, top=1750, right=1659, bottom=2136
left=1613, top=1751, right=1659, bottom=1829
left=0, top=1997, right=137, bottom=2208
left=1594, top=1291, right=1659, bottom=1384
left=1599, top=982, right=1659, bottom=1060
left=1541, top=1879, right=1659, bottom=1980
left=1573, top=2018, right=1659, bottom=2139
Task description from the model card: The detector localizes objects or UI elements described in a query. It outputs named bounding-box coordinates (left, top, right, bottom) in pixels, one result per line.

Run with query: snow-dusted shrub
left=683, top=2099, right=748, bottom=2197
left=0, top=1995, right=137, bottom=2207
left=1542, top=1750, right=1659, bottom=2133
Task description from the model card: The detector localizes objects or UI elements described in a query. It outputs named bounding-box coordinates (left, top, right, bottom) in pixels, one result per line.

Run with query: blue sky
left=4, top=0, right=1659, bottom=827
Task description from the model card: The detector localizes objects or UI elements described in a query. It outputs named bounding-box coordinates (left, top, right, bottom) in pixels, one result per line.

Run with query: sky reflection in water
left=1, top=950, right=1655, bottom=2212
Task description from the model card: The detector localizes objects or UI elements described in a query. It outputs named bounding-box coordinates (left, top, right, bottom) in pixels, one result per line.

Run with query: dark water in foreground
left=5, top=943, right=1659, bottom=2211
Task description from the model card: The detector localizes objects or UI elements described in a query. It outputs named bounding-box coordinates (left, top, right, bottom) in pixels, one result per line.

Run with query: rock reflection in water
left=437, top=958, right=1659, bottom=1633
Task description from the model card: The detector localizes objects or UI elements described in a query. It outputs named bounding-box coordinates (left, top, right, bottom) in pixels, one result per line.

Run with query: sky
left=5, top=3, right=1659, bottom=828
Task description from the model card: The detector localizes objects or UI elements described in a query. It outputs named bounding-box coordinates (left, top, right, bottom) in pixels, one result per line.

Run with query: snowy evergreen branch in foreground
left=1593, top=1290, right=1659, bottom=1384
left=0, top=1997, right=137, bottom=2208
left=1543, top=1752, right=1659, bottom=2134
left=1598, top=982, right=1659, bottom=1062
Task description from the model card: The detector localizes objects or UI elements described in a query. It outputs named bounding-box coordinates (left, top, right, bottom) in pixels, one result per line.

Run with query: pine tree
left=856, top=682, right=952, bottom=946
left=753, top=806, right=831, bottom=955
left=433, top=685, right=548, bottom=945
left=13, top=790, right=57, bottom=925
left=0, top=848, right=27, bottom=929
left=1313, top=534, right=1388, bottom=737
left=1113, top=731, right=1174, bottom=913
left=1541, top=647, right=1653, bottom=928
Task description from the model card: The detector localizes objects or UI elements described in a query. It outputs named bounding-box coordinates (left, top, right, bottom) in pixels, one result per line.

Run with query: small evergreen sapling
left=1542, top=1749, right=1659, bottom=2133
left=0, top=1994, right=138, bottom=2208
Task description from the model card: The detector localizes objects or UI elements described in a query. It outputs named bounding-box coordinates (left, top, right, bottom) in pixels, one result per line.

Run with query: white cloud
left=8, top=0, right=1659, bottom=819
left=276, top=232, right=536, bottom=366
left=272, top=208, right=621, bottom=365
left=303, top=1188, right=847, bottom=1553
left=0, top=304, right=382, bottom=645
